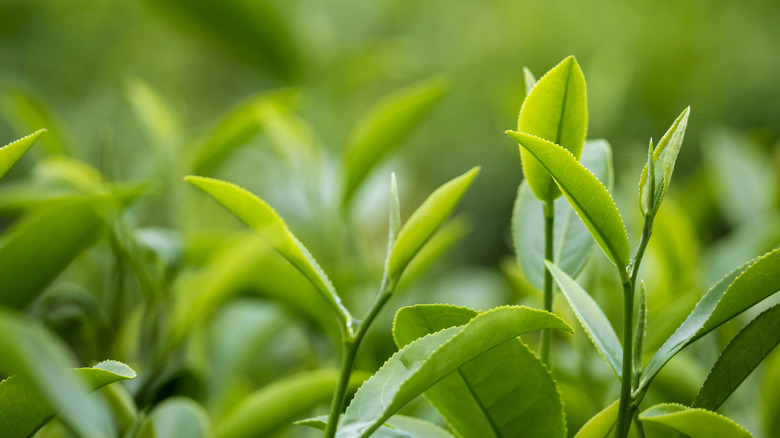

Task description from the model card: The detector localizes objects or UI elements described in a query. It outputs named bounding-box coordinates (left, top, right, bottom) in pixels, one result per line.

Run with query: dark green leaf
left=638, top=403, right=752, bottom=438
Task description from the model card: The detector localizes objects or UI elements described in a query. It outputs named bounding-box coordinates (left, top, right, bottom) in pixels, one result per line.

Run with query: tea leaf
left=337, top=306, right=571, bottom=437
left=184, top=176, right=351, bottom=328
left=693, top=304, right=780, bottom=411
left=517, top=56, right=587, bottom=202
left=638, top=403, right=752, bottom=438
left=386, top=172, right=402, bottom=263
left=513, top=139, right=613, bottom=289
left=2, top=91, right=69, bottom=154
left=507, top=132, right=629, bottom=270
left=0, top=130, right=45, bottom=180
left=125, top=78, right=181, bottom=150
left=393, top=304, right=566, bottom=438
left=523, top=67, right=536, bottom=96
left=573, top=400, right=618, bottom=438
left=298, top=415, right=454, bottom=438
left=341, top=77, right=449, bottom=207
left=141, top=397, right=211, bottom=438
left=387, top=167, right=479, bottom=285
left=638, top=107, right=690, bottom=211
left=633, top=283, right=647, bottom=384
left=215, top=370, right=368, bottom=438
left=546, top=261, right=622, bottom=378
left=640, top=248, right=780, bottom=391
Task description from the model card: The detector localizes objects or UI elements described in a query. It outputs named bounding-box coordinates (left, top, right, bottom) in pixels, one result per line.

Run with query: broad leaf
left=0, top=199, right=104, bottom=309
left=0, top=130, right=45, bottom=180
left=573, top=400, right=618, bottom=438
left=141, top=397, right=211, bottom=438
left=184, top=176, right=351, bottom=327
left=393, top=304, right=566, bottom=438
left=513, top=139, right=613, bottom=289
left=214, top=370, right=368, bottom=438
left=341, top=77, right=449, bottom=207
left=640, top=248, right=780, bottom=391
left=507, top=132, right=629, bottom=270
left=337, top=306, right=572, bottom=437
left=546, top=261, right=622, bottom=378
left=638, top=404, right=752, bottom=438
left=638, top=107, right=690, bottom=211
left=693, top=304, right=780, bottom=410
left=298, top=415, right=454, bottom=438
left=517, top=56, right=587, bottom=202
left=387, top=167, right=479, bottom=284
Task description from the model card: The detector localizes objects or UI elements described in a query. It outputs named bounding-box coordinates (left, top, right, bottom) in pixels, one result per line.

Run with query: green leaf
left=214, top=369, right=368, bottom=438
left=2, top=91, right=69, bottom=154
left=640, top=248, right=780, bottom=391
left=184, top=176, right=351, bottom=329
left=638, top=107, right=690, bottom=212
left=0, top=130, right=45, bottom=180
left=387, top=167, right=479, bottom=284
left=341, top=77, right=450, bottom=207
left=507, top=132, right=629, bottom=270
left=513, top=139, right=613, bottom=290
left=0, top=361, right=134, bottom=438
left=125, top=78, right=181, bottom=150
left=393, top=304, right=566, bottom=438
left=523, top=67, right=536, bottom=96
left=142, top=397, right=211, bottom=438
left=517, top=56, right=588, bottom=202
left=572, top=400, right=618, bottom=438
left=298, top=415, right=454, bottom=438
left=638, top=403, right=752, bottom=438
left=0, top=199, right=104, bottom=309
left=633, top=282, right=647, bottom=385
left=337, top=306, right=572, bottom=437
left=693, top=304, right=780, bottom=410
left=546, top=261, right=622, bottom=379
left=386, top=172, right=402, bottom=264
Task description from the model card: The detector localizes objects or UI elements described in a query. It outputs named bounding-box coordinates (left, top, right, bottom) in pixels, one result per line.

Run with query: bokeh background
left=1, top=0, right=779, bottom=436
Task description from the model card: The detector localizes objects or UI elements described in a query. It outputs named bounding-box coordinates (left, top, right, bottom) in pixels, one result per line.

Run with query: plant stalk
left=615, top=275, right=635, bottom=438
left=540, top=198, right=555, bottom=367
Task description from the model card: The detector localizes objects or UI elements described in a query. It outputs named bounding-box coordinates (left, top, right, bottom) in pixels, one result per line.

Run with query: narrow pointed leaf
left=508, top=132, right=629, bottom=270
left=573, top=400, right=618, bottom=438
left=517, top=56, right=587, bottom=202
left=633, top=283, right=647, bottom=384
left=639, top=404, right=752, bottom=438
left=185, top=176, right=351, bottom=327
left=3, top=91, right=69, bottom=154
left=125, top=78, right=180, bottom=149
left=393, top=304, right=566, bottom=438
left=638, top=108, right=690, bottom=210
left=337, top=306, right=571, bottom=437
left=386, top=172, right=402, bottom=264
left=342, top=77, right=449, bottom=207
left=693, top=304, right=780, bottom=410
left=0, top=130, right=45, bottom=180
left=514, top=139, right=613, bottom=289
left=546, top=261, right=622, bottom=378
left=387, top=167, right=479, bottom=284
left=523, top=67, right=536, bottom=96
left=641, top=248, right=780, bottom=390
left=298, top=415, right=454, bottom=438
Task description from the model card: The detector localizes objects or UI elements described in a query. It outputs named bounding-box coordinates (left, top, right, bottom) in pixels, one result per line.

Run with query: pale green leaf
left=513, top=139, right=613, bottom=289
left=341, top=77, right=450, bottom=207
left=2, top=91, right=69, bottom=154
left=507, top=132, right=629, bottom=270
left=125, top=78, right=181, bottom=150
left=387, top=167, right=479, bottom=284
left=693, top=304, right=780, bottom=410
left=337, top=306, right=572, bottom=437
left=393, top=304, right=566, bottom=438
left=0, top=130, right=45, bottom=180
left=523, top=67, right=536, bottom=96
left=386, top=172, right=402, bottom=264
left=638, top=107, right=690, bottom=211
left=184, top=176, right=351, bottom=328
left=633, top=282, right=647, bottom=384
left=298, top=415, right=454, bottom=438
left=546, top=261, right=622, bottom=378
left=639, top=403, right=752, bottom=438
left=214, top=370, right=368, bottom=438
left=640, top=248, right=780, bottom=391
left=143, top=397, right=211, bottom=438
left=517, top=56, right=587, bottom=202
left=573, top=400, right=618, bottom=438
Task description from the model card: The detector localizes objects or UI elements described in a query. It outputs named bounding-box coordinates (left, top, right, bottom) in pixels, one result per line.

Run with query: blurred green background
left=1, top=0, right=779, bottom=436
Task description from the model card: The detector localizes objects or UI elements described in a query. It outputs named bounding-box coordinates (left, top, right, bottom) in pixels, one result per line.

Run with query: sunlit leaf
left=638, top=403, right=752, bottom=438
left=298, top=414, right=454, bottom=438
left=523, top=67, right=536, bottom=96
left=125, top=78, right=181, bottom=150
left=2, top=91, right=69, bottom=154
left=0, top=130, right=45, bottom=180
left=638, top=107, right=690, bottom=211
left=573, top=400, right=618, bottom=438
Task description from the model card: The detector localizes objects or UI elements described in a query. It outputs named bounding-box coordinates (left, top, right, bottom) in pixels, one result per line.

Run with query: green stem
left=615, top=274, right=635, bottom=438
left=540, top=198, right=555, bottom=367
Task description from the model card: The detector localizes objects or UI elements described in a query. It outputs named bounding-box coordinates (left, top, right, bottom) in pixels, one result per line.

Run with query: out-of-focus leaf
left=0, top=130, right=44, bottom=180
left=341, top=77, right=450, bottom=207
left=215, top=370, right=368, bottom=438
left=572, top=400, right=618, bottom=438
left=387, top=167, right=478, bottom=285
left=141, top=397, right=211, bottom=438
left=638, top=404, right=752, bottom=438
left=513, top=139, right=613, bottom=290
left=637, top=107, right=690, bottom=211
left=693, top=304, right=780, bottom=410
left=546, top=261, right=622, bottom=379
left=640, top=248, right=780, bottom=391
left=2, top=91, right=68, bottom=154
left=298, top=414, right=454, bottom=438
left=184, top=176, right=351, bottom=328
left=523, top=67, right=536, bottom=96
left=125, top=78, right=181, bottom=150
left=0, top=199, right=104, bottom=309
left=336, top=306, right=571, bottom=437
left=0, top=310, right=112, bottom=438
left=507, top=132, right=629, bottom=270
left=517, top=56, right=587, bottom=202
left=393, top=304, right=566, bottom=438
left=633, top=283, right=647, bottom=384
